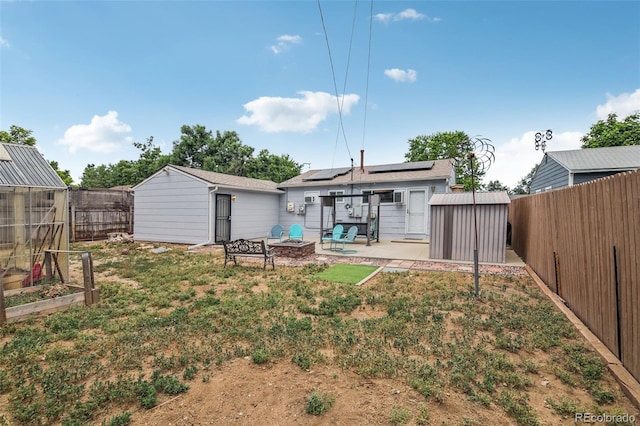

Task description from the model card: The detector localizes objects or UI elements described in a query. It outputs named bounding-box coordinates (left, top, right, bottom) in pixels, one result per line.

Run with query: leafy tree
left=79, top=137, right=171, bottom=188
left=581, top=112, right=640, bottom=148
left=0, top=125, right=37, bottom=146
left=49, top=161, right=74, bottom=186
left=80, top=164, right=114, bottom=188
left=171, top=125, right=215, bottom=169
left=485, top=180, right=509, bottom=192
left=202, top=130, right=254, bottom=176
left=511, top=166, right=538, bottom=195
left=405, top=131, right=484, bottom=190
left=245, top=149, right=302, bottom=183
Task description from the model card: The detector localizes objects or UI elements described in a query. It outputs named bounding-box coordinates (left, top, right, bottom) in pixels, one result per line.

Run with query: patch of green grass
left=390, top=406, right=411, bottom=425
left=305, top=390, right=334, bottom=416
left=311, top=264, right=378, bottom=284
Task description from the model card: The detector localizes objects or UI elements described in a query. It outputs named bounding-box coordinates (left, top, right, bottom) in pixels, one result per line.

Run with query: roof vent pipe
left=360, top=149, right=364, bottom=172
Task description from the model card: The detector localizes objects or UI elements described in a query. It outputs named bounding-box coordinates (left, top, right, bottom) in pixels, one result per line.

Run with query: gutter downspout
left=188, top=185, right=218, bottom=251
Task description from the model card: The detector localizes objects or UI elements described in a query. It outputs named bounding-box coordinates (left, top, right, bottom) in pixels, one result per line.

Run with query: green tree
left=202, top=130, right=254, bottom=176
left=581, top=112, right=640, bottom=148
left=80, top=164, right=114, bottom=188
left=171, top=125, right=214, bottom=168
left=511, top=166, right=538, bottom=195
left=0, top=125, right=37, bottom=146
left=245, top=149, right=302, bottom=183
left=485, top=180, right=509, bottom=192
left=49, top=161, right=74, bottom=186
left=404, top=131, right=484, bottom=190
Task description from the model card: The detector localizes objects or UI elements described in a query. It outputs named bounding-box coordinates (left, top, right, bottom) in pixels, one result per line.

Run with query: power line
left=317, top=0, right=354, bottom=166
left=361, top=0, right=374, bottom=152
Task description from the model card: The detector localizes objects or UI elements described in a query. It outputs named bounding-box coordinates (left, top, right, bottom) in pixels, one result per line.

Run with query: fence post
left=81, top=252, right=96, bottom=306
left=0, top=276, right=6, bottom=325
left=613, top=246, right=622, bottom=361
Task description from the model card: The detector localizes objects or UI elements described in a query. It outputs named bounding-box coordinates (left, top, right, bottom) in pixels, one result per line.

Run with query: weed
left=251, top=348, right=270, bottom=364
left=545, top=397, right=581, bottom=418
left=183, top=365, right=198, bottom=381
left=390, top=406, right=411, bottom=425
left=103, top=412, right=132, bottom=426
left=305, top=390, right=334, bottom=415
left=292, top=353, right=312, bottom=370
left=498, top=390, right=539, bottom=426
left=135, top=380, right=157, bottom=409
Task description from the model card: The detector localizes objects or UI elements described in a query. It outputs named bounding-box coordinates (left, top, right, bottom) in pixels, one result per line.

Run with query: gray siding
left=279, top=179, right=450, bottom=240
left=573, top=171, right=620, bottom=185
left=530, top=156, right=569, bottom=193
left=429, top=204, right=509, bottom=263
left=134, top=171, right=210, bottom=244
left=228, top=189, right=280, bottom=240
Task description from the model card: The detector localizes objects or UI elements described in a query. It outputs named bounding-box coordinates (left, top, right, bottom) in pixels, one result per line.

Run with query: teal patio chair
left=321, top=224, right=344, bottom=249
left=334, top=226, right=358, bottom=252
left=289, top=224, right=303, bottom=241
left=266, top=224, right=284, bottom=244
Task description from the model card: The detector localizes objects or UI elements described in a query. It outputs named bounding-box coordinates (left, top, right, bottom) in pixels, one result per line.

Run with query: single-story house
left=132, top=165, right=283, bottom=245
left=277, top=158, right=455, bottom=241
left=530, top=145, right=640, bottom=193
left=0, top=143, right=69, bottom=288
left=133, top=158, right=456, bottom=244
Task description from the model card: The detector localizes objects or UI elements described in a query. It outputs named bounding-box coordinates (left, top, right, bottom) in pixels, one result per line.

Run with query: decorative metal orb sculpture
left=535, top=129, right=553, bottom=152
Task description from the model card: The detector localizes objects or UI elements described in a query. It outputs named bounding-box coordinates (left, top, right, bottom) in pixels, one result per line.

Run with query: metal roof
left=368, top=161, right=434, bottom=174
left=429, top=191, right=511, bottom=206
left=547, top=145, right=640, bottom=172
left=0, top=143, right=67, bottom=188
left=279, top=159, right=454, bottom=188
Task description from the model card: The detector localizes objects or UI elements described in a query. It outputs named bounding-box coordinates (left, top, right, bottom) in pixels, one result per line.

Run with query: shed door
left=406, top=189, right=426, bottom=234
left=215, top=194, right=231, bottom=243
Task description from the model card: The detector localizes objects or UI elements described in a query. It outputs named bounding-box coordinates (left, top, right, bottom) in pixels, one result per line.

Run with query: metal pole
left=470, top=157, right=479, bottom=297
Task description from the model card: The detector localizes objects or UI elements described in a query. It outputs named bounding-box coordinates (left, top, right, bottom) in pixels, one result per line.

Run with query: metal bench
left=222, top=239, right=275, bottom=270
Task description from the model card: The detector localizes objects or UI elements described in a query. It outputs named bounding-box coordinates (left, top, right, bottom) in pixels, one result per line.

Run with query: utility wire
left=361, top=0, right=374, bottom=152
left=317, top=0, right=354, bottom=169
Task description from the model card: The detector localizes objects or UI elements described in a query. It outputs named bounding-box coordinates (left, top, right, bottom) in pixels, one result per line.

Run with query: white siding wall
left=279, top=179, right=450, bottom=240
left=134, top=171, right=210, bottom=244
left=228, top=190, right=280, bottom=240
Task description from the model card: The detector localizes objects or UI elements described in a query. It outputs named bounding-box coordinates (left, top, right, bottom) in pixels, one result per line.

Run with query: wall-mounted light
left=231, top=195, right=237, bottom=202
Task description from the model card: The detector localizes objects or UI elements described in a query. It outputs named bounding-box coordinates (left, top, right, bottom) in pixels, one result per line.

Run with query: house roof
left=546, top=145, right=640, bottom=173
left=164, top=165, right=283, bottom=193
left=429, top=191, right=511, bottom=206
left=0, top=143, right=67, bottom=189
left=278, top=159, right=454, bottom=188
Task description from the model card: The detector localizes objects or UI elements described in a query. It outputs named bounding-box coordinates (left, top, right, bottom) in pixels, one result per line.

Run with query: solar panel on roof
left=367, top=161, right=434, bottom=174
left=302, top=167, right=352, bottom=181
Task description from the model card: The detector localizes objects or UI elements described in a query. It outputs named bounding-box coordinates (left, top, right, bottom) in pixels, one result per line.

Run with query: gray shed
left=132, top=165, right=284, bottom=245
left=429, top=192, right=510, bottom=263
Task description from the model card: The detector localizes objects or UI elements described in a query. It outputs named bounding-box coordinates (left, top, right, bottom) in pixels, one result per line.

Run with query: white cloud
left=484, top=130, right=583, bottom=188
left=374, top=8, right=440, bottom=24
left=595, top=89, right=640, bottom=120
left=270, top=34, right=302, bottom=54
left=237, top=91, right=359, bottom=133
left=384, top=68, right=417, bottom=83
left=0, top=37, right=9, bottom=48
left=58, top=111, right=132, bottom=153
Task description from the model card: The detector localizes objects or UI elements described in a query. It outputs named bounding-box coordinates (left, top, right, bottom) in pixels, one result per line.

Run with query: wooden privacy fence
left=69, top=188, right=133, bottom=241
left=509, top=169, right=639, bottom=382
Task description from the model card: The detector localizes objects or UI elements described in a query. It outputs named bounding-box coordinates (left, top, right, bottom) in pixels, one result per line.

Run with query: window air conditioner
left=304, top=195, right=316, bottom=204
left=393, top=191, right=405, bottom=204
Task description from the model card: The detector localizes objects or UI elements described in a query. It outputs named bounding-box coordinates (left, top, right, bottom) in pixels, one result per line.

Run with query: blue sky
left=1, top=0, right=639, bottom=187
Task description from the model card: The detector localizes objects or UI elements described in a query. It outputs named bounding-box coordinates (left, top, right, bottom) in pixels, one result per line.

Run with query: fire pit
left=268, top=240, right=316, bottom=258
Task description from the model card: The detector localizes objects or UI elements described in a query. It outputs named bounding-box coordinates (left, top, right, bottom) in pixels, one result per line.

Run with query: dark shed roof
left=0, top=143, right=67, bottom=188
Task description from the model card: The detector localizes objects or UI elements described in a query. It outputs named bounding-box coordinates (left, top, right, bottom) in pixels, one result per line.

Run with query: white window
left=544, top=186, right=553, bottom=191
left=328, top=190, right=344, bottom=203
left=362, top=189, right=394, bottom=203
